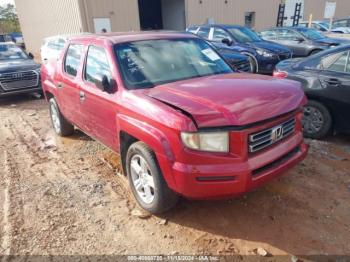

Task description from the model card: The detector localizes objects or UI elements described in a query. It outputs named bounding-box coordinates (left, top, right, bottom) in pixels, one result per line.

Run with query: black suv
left=0, top=43, right=41, bottom=97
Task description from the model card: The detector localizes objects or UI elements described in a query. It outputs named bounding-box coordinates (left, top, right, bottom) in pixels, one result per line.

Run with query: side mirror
left=28, top=52, right=34, bottom=59
left=222, top=38, right=233, bottom=46
left=296, top=37, right=305, bottom=42
left=98, top=75, right=117, bottom=93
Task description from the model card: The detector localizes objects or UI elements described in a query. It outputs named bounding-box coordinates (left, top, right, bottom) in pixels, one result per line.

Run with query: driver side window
left=212, top=28, right=230, bottom=42
left=84, top=46, right=112, bottom=86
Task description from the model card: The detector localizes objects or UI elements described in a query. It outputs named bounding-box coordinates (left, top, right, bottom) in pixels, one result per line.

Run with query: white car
left=40, top=35, right=68, bottom=63
left=299, top=21, right=350, bottom=34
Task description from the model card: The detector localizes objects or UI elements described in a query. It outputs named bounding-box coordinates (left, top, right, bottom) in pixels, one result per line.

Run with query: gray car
left=260, top=27, right=350, bottom=57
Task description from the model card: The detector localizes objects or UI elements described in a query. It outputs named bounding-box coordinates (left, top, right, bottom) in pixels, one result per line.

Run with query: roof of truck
left=69, top=31, right=197, bottom=44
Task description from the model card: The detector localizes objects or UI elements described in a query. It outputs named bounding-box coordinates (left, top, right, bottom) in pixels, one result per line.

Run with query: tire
left=243, top=53, right=258, bottom=73
left=49, top=97, right=74, bottom=137
left=126, top=141, right=178, bottom=214
left=302, top=100, right=332, bottom=139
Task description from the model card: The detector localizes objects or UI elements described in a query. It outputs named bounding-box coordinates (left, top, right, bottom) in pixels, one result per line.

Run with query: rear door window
left=84, top=45, right=112, bottom=86
left=64, top=44, right=84, bottom=77
left=260, top=30, right=277, bottom=40
left=197, top=27, right=210, bottom=39
left=321, top=51, right=350, bottom=72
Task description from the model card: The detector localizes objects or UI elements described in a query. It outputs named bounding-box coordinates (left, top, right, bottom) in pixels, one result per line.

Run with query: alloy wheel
left=130, top=154, right=155, bottom=204
left=50, top=103, right=61, bottom=134
left=303, top=106, right=324, bottom=134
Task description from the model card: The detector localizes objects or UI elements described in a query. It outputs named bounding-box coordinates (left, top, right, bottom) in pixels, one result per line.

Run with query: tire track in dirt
left=0, top=150, right=26, bottom=255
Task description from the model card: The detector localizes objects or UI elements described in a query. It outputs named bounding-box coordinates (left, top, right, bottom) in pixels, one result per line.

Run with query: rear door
left=79, top=44, right=119, bottom=150
left=56, top=44, right=84, bottom=127
left=318, top=50, right=350, bottom=130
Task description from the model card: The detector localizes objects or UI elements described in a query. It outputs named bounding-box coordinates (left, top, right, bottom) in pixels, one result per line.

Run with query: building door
left=138, top=0, right=163, bottom=30
left=93, top=18, right=112, bottom=33
left=284, top=0, right=304, bottom=26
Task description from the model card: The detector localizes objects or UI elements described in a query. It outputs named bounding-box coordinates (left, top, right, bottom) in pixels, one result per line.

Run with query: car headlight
left=181, top=131, right=229, bottom=153
left=256, top=49, right=275, bottom=58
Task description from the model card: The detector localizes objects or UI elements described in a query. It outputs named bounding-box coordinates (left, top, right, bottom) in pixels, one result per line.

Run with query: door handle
left=323, top=78, right=341, bottom=87
left=80, top=91, right=86, bottom=102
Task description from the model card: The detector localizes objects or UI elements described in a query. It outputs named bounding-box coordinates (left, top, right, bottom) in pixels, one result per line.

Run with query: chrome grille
left=234, top=60, right=252, bottom=73
left=249, top=118, right=296, bottom=153
left=0, top=70, right=39, bottom=91
left=278, top=52, right=292, bottom=60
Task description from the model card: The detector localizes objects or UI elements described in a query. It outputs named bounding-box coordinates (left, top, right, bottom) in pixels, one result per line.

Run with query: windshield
left=227, top=27, right=261, bottom=43
left=0, top=44, right=28, bottom=60
left=115, top=38, right=232, bottom=89
left=299, top=29, right=325, bottom=40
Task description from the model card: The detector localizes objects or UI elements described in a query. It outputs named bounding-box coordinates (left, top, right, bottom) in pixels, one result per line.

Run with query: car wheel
left=49, top=98, right=74, bottom=136
left=126, top=141, right=178, bottom=214
left=302, top=100, right=332, bottom=139
left=243, top=53, right=258, bottom=73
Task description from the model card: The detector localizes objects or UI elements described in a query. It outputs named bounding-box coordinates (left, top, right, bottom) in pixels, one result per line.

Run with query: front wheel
left=126, top=141, right=178, bottom=214
left=302, top=100, right=332, bottom=139
left=49, top=98, right=74, bottom=137
left=243, top=53, right=258, bottom=73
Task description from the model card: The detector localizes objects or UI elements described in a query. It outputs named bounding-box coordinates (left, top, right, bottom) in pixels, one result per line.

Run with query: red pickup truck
left=41, top=32, right=308, bottom=213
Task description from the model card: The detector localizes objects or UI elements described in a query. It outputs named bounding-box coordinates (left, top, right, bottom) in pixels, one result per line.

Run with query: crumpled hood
left=143, top=73, right=305, bottom=128
left=0, top=59, right=40, bottom=74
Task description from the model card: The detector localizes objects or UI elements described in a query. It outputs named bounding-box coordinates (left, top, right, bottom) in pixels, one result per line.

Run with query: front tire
left=126, top=141, right=178, bottom=214
left=302, top=100, right=332, bottom=139
left=49, top=98, right=74, bottom=137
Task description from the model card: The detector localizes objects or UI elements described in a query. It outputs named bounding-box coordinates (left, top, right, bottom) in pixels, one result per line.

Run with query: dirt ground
left=0, top=95, right=350, bottom=259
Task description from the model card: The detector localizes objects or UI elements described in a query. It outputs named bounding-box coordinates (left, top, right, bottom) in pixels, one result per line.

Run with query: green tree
left=0, top=4, right=21, bottom=33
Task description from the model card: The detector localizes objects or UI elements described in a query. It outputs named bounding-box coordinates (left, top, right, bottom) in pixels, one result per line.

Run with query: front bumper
left=161, top=111, right=308, bottom=199
left=0, top=85, right=42, bottom=97
left=257, top=54, right=292, bottom=74
left=171, top=137, right=307, bottom=199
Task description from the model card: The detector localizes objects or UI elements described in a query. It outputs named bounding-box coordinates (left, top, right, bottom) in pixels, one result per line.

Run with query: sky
left=1, top=0, right=15, bottom=7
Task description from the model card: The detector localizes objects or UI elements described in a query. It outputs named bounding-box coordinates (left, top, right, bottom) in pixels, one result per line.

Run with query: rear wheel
left=302, top=100, right=332, bottom=139
left=49, top=98, right=74, bottom=136
left=126, top=141, right=178, bottom=214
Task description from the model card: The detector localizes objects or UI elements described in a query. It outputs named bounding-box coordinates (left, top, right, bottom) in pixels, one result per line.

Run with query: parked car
left=274, top=45, right=350, bottom=139
left=0, top=33, right=25, bottom=49
left=0, top=42, right=41, bottom=97
left=187, top=24, right=292, bottom=74
left=260, top=27, right=350, bottom=57
left=218, top=50, right=253, bottom=72
left=298, top=21, right=350, bottom=34
left=41, top=32, right=308, bottom=213
left=41, top=35, right=69, bottom=63
left=333, top=18, right=350, bottom=29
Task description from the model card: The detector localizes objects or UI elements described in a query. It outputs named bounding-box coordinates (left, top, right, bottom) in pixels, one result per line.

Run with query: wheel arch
left=117, top=114, right=177, bottom=189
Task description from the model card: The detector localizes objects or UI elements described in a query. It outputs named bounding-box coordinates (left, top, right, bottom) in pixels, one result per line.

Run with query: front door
left=276, top=29, right=308, bottom=57
left=79, top=45, right=119, bottom=150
